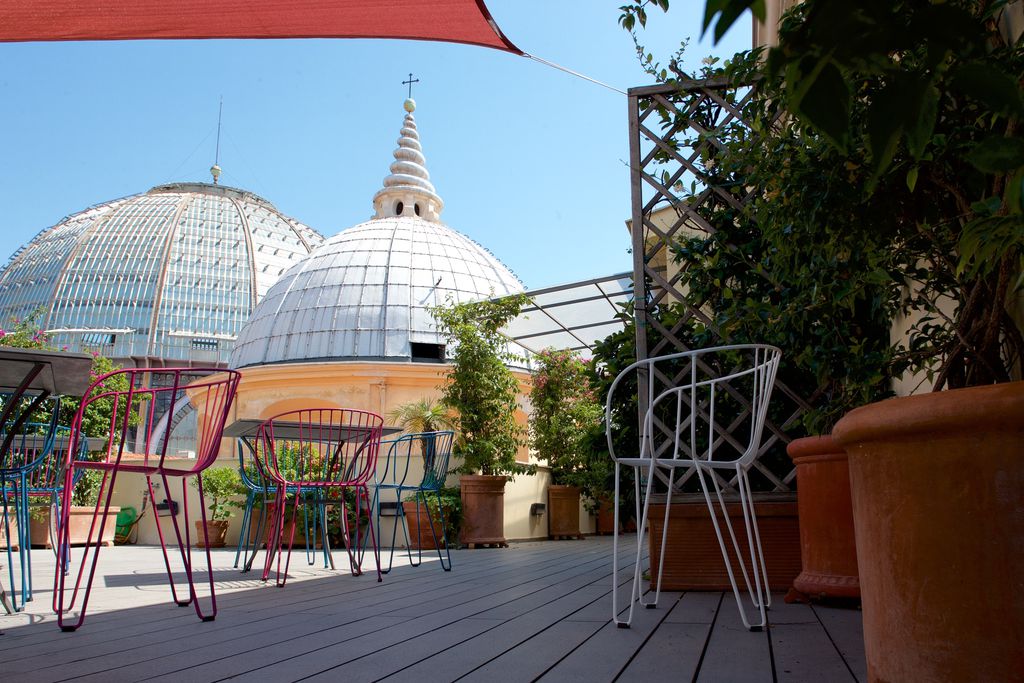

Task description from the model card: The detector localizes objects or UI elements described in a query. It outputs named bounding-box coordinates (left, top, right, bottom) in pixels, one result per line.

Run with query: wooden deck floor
left=0, top=536, right=865, bottom=682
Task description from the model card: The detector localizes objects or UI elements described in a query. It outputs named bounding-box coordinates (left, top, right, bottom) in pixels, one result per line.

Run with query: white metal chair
left=606, top=344, right=781, bottom=630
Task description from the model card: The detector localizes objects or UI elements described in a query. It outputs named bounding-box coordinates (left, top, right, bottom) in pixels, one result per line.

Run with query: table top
left=0, top=347, right=94, bottom=396
left=223, top=418, right=402, bottom=441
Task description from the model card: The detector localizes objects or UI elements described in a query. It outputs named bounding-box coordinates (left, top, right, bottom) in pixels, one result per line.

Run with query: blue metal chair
left=233, top=440, right=332, bottom=572
left=0, top=395, right=65, bottom=611
left=373, top=431, right=454, bottom=573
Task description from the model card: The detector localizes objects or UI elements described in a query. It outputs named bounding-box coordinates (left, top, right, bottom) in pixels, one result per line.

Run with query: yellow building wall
left=113, top=360, right=597, bottom=547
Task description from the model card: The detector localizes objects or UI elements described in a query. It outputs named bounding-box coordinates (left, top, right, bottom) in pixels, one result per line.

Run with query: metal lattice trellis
left=628, top=79, right=819, bottom=498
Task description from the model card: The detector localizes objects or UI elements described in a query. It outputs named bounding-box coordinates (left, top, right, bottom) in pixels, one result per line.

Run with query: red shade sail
left=0, top=0, right=522, bottom=53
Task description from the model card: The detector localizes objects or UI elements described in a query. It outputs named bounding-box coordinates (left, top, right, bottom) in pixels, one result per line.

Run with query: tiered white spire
left=372, top=98, right=444, bottom=222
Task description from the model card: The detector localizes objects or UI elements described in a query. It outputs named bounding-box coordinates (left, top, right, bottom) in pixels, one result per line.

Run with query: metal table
left=0, top=347, right=93, bottom=616
left=223, top=418, right=400, bottom=573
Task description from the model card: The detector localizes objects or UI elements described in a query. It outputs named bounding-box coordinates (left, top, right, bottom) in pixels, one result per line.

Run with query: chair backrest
left=256, top=408, right=384, bottom=487
left=69, top=368, right=241, bottom=473
left=606, top=344, right=781, bottom=469
left=378, top=431, right=454, bottom=492
left=0, top=393, right=66, bottom=482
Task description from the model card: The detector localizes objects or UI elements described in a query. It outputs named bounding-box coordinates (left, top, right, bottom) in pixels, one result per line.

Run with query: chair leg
left=55, top=467, right=118, bottom=632
left=375, top=488, right=398, bottom=575
left=694, top=464, right=767, bottom=631
left=2, top=484, right=23, bottom=612
left=429, top=489, right=452, bottom=572
left=361, top=488, right=382, bottom=583
left=147, top=476, right=191, bottom=608
left=233, top=490, right=255, bottom=569
left=275, top=490, right=303, bottom=587
left=641, top=466, right=676, bottom=611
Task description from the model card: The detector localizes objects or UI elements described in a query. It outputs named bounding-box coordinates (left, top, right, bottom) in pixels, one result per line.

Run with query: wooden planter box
left=647, top=500, right=801, bottom=591
left=0, top=514, right=19, bottom=550
left=548, top=485, right=583, bottom=540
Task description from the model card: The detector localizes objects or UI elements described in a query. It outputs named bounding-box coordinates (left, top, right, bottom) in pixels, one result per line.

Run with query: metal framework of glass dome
left=0, top=182, right=323, bottom=366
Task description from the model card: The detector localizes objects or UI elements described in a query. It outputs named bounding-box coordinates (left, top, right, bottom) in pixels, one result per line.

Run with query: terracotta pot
left=402, top=500, right=446, bottom=549
left=595, top=496, right=617, bottom=535
left=787, top=435, right=859, bottom=600
left=194, top=519, right=229, bottom=548
left=833, top=382, right=1024, bottom=683
left=66, top=506, right=120, bottom=547
left=460, top=475, right=507, bottom=547
left=647, top=500, right=801, bottom=591
left=547, top=485, right=582, bottom=539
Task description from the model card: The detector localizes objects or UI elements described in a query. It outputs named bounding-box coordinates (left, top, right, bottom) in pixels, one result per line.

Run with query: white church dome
left=229, top=99, right=523, bottom=368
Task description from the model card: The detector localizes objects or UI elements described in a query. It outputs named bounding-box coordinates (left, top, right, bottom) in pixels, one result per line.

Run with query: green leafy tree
left=430, top=295, right=533, bottom=477
left=529, top=348, right=603, bottom=493
left=624, top=0, right=1024, bottom=393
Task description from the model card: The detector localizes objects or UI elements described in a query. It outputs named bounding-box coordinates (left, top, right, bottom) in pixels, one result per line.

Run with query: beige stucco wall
left=111, top=359, right=597, bottom=547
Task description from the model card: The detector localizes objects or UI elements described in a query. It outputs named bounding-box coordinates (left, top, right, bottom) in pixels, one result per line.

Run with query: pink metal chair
left=54, top=368, right=240, bottom=631
left=255, top=408, right=384, bottom=586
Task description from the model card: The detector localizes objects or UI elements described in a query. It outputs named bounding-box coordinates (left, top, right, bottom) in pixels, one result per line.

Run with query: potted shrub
left=430, top=295, right=533, bottom=548
left=191, top=466, right=245, bottom=548
left=529, top=348, right=602, bottom=540
left=627, top=1, right=1024, bottom=678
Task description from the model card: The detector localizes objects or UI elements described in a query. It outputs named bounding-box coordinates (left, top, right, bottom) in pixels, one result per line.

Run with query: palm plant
left=388, top=398, right=454, bottom=435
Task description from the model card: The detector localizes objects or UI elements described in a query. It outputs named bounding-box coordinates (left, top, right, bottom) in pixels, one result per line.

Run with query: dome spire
left=211, top=97, right=223, bottom=184
left=372, top=94, right=444, bottom=222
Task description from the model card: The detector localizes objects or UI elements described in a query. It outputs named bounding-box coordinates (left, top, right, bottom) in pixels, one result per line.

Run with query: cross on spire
left=402, top=73, right=420, bottom=99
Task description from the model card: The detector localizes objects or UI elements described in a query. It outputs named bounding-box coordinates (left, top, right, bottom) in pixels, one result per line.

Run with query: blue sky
left=0, top=2, right=750, bottom=290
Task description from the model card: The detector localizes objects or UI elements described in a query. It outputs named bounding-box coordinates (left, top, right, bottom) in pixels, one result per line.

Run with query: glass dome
left=0, top=182, right=324, bottom=366
left=230, top=216, right=523, bottom=368
left=230, top=99, right=523, bottom=369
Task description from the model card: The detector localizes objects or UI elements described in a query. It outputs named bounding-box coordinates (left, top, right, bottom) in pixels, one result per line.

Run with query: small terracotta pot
left=195, top=519, right=229, bottom=548
left=787, top=435, right=859, bottom=599
left=834, top=382, right=1024, bottom=683
left=547, top=485, right=582, bottom=539
left=460, top=475, right=507, bottom=547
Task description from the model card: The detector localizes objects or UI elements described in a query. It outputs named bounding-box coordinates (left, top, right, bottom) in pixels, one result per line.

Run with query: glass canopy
left=501, top=272, right=632, bottom=357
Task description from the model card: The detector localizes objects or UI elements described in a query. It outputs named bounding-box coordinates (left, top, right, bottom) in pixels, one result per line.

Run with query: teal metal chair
left=373, top=431, right=454, bottom=573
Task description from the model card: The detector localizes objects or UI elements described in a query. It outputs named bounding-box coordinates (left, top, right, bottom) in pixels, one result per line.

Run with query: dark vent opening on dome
left=414, top=203, right=421, bottom=216
left=410, top=342, right=445, bottom=363
left=395, top=201, right=404, bottom=216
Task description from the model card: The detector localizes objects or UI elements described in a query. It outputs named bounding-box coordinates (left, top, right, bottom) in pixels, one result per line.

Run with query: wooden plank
left=771, top=622, right=858, bottom=683
left=461, top=620, right=605, bottom=683
left=696, top=592, right=772, bottom=682
left=618, top=595, right=714, bottom=681
left=538, top=593, right=681, bottom=681
left=813, top=604, right=867, bottom=683
left=380, top=576, right=619, bottom=681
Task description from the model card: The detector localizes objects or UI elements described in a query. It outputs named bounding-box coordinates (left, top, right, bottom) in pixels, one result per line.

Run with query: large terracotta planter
left=787, top=435, right=859, bottom=600
left=833, top=382, right=1024, bottom=683
left=0, top=514, right=19, bottom=549
left=548, top=485, right=583, bottom=540
left=647, top=500, right=801, bottom=591
left=402, top=500, right=446, bottom=549
left=460, top=475, right=507, bottom=548
left=66, top=506, right=120, bottom=547
left=194, top=519, right=229, bottom=548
